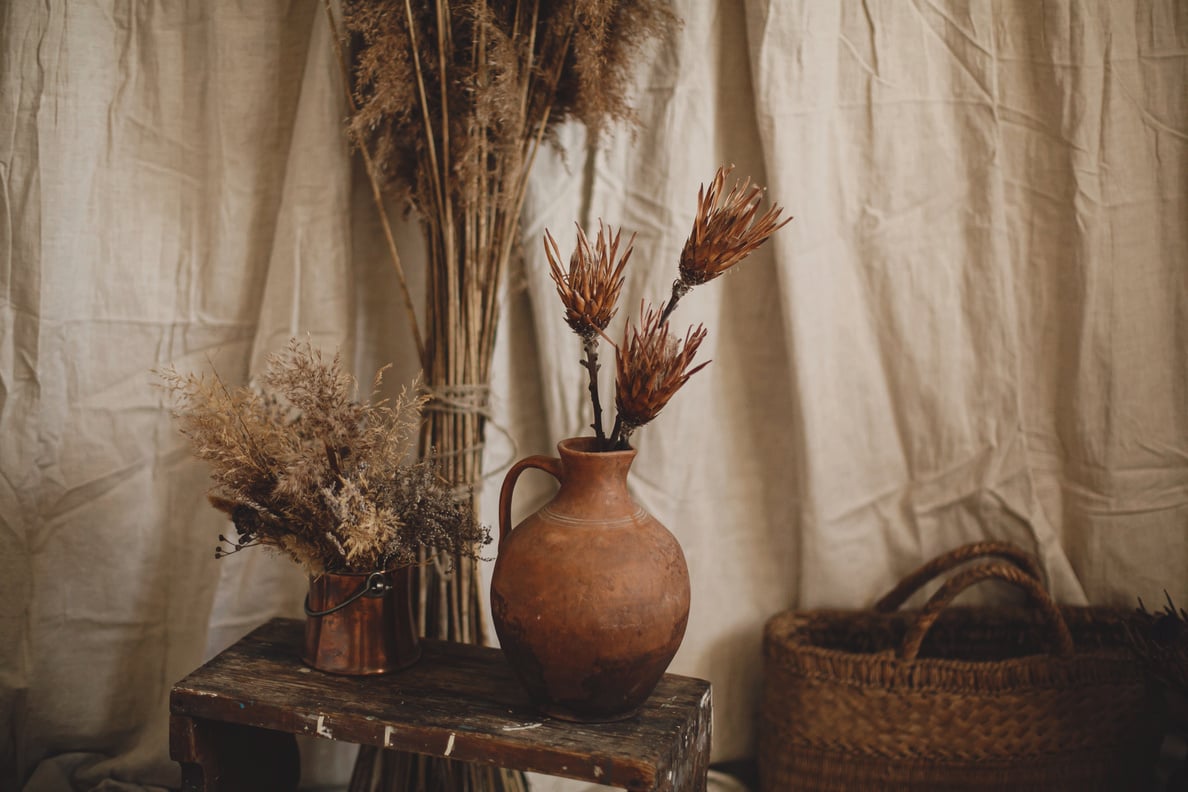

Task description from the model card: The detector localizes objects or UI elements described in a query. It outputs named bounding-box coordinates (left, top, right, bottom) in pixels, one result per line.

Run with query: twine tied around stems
left=419, top=383, right=518, bottom=495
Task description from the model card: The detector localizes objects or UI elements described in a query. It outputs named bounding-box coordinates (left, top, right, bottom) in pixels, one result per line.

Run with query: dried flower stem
left=581, top=336, right=607, bottom=441
left=658, top=279, right=692, bottom=326
left=321, top=1, right=426, bottom=366
left=608, top=413, right=625, bottom=450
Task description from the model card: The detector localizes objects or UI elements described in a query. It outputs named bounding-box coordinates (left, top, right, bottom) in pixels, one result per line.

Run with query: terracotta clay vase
left=491, top=437, right=691, bottom=721
left=303, top=566, right=421, bottom=674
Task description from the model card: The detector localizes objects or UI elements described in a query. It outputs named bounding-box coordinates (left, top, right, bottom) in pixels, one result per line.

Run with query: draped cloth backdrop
left=2, top=1, right=1185, bottom=790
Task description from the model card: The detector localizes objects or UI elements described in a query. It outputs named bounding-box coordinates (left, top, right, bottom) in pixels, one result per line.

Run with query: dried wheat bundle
left=159, top=339, right=489, bottom=575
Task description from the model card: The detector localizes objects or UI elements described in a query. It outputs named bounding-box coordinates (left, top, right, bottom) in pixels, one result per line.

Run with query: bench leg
left=662, top=688, right=712, bottom=792
left=170, top=714, right=300, bottom=791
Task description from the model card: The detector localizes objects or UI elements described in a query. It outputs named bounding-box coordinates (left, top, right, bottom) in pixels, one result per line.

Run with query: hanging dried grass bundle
left=159, top=339, right=489, bottom=575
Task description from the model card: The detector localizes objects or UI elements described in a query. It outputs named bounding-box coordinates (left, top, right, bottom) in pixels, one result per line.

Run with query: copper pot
left=491, top=437, right=691, bottom=721
left=302, top=567, right=420, bottom=675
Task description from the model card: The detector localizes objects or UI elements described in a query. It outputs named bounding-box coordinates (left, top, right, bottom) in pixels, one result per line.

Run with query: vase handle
left=498, top=454, right=563, bottom=548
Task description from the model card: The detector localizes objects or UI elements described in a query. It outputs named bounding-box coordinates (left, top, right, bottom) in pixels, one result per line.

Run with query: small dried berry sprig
left=545, top=166, right=790, bottom=451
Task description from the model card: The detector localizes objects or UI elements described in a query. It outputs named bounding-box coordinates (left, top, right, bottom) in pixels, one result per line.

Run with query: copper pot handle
left=898, top=561, right=1075, bottom=661
left=874, top=541, right=1044, bottom=613
left=498, top=454, right=564, bottom=548
left=304, top=571, right=391, bottom=617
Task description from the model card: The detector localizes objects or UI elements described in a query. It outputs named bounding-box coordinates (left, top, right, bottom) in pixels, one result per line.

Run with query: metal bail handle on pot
left=302, top=567, right=421, bottom=676
left=304, top=571, right=392, bottom=617
left=490, top=436, right=691, bottom=722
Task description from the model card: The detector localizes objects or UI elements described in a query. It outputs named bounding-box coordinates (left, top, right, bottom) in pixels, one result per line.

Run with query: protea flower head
left=614, top=303, right=710, bottom=434
left=678, top=165, right=791, bottom=288
left=545, top=222, right=634, bottom=340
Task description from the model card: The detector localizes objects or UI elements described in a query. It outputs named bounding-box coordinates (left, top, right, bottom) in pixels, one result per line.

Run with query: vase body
left=303, top=566, right=421, bottom=675
left=491, top=437, right=691, bottom=721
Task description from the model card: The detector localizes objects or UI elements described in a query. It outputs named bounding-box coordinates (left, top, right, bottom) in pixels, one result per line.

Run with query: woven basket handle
left=874, top=541, right=1043, bottom=613
left=899, top=561, right=1075, bottom=661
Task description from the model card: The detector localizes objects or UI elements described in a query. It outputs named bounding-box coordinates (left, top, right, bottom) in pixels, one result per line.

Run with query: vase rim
left=558, top=436, right=636, bottom=457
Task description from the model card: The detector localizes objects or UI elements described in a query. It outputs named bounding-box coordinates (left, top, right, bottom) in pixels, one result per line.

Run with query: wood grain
left=170, top=618, right=711, bottom=791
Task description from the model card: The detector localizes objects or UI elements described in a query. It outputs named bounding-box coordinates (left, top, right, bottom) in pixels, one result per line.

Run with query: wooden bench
left=170, top=618, right=712, bottom=791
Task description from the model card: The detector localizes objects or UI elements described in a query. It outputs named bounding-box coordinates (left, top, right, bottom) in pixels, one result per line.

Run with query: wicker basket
left=759, top=542, right=1162, bottom=791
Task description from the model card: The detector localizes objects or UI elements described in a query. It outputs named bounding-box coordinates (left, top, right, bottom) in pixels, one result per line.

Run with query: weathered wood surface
left=170, top=714, right=300, bottom=791
left=170, top=618, right=712, bottom=791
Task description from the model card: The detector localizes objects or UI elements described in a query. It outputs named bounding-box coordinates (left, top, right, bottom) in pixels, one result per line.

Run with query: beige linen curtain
left=1, top=2, right=374, bottom=788
left=2, top=1, right=1185, bottom=791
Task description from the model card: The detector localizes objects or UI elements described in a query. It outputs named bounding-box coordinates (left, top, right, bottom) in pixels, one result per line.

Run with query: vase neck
left=550, top=438, right=638, bottom=518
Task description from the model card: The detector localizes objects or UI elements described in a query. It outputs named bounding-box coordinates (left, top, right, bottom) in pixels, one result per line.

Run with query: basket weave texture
left=759, top=542, right=1162, bottom=791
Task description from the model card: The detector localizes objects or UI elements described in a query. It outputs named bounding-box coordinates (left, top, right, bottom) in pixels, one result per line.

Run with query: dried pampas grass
left=159, top=339, right=489, bottom=575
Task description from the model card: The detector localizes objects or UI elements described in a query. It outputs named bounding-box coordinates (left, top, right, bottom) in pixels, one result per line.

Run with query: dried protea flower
left=668, top=166, right=791, bottom=309
left=542, top=167, right=788, bottom=450
left=612, top=303, right=710, bottom=447
left=545, top=222, right=634, bottom=340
